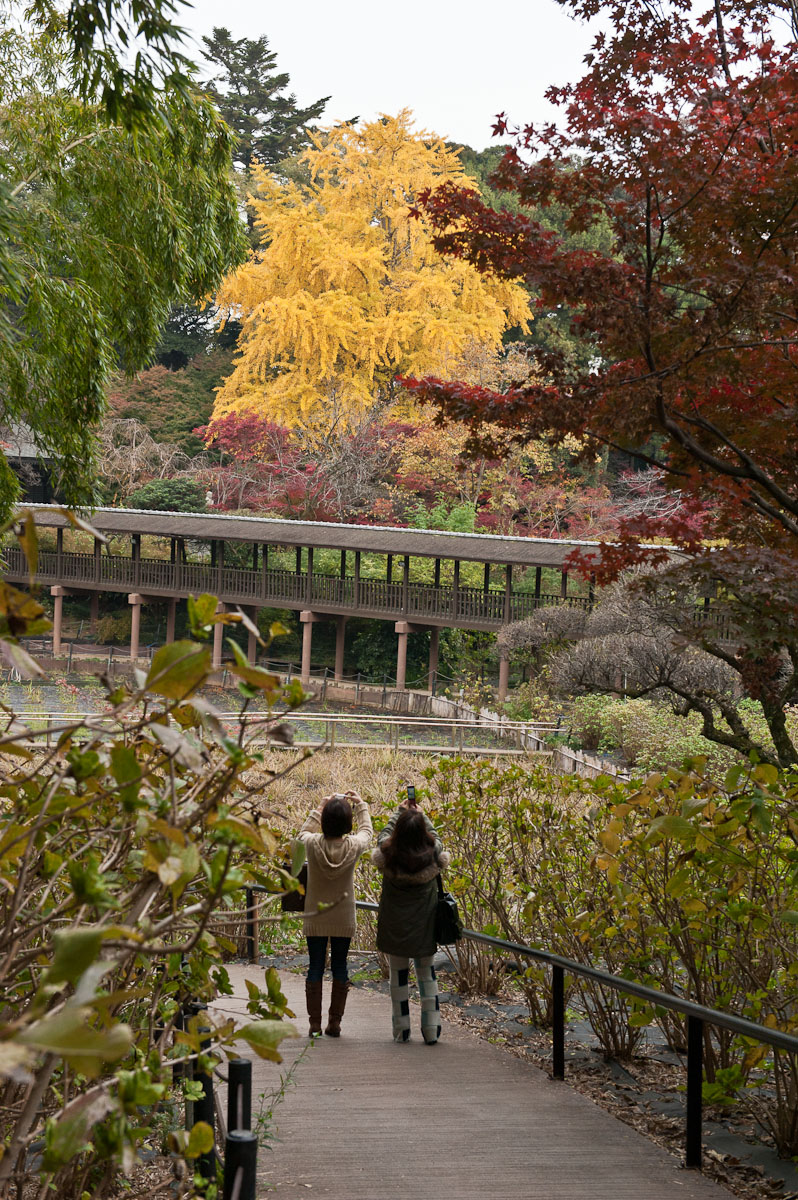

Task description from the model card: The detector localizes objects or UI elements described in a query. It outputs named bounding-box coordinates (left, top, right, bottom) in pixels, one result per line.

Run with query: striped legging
left=388, top=954, right=440, bottom=1044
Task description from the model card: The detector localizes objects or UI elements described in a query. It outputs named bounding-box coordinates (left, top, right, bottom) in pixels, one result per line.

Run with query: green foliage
left=201, top=26, right=328, bottom=173
left=0, top=515, right=300, bottom=1197
left=418, top=756, right=798, bottom=1152
left=0, top=18, right=245, bottom=521
left=127, top=477, right=207, bottom=512
left=109, top=349, right=234, bottom=455
left=565, top=694, right=798, bottom=779
left=410, top=497, right=477, bottom=533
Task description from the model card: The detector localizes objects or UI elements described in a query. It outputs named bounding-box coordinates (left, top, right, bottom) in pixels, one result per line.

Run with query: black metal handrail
left=240, top=885, right=798, bottom=1174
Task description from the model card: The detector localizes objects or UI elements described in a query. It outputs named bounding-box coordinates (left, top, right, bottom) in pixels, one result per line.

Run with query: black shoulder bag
left=435, top=874, right=463, bottom=945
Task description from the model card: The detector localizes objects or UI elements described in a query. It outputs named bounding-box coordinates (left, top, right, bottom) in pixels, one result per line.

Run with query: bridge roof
left=25, top=504, right=623, bottom=567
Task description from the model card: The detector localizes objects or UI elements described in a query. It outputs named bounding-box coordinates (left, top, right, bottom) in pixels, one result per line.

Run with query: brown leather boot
left=306, top=980, right=323, bottom=1037
left=324, top=979, right=349, bottom=1037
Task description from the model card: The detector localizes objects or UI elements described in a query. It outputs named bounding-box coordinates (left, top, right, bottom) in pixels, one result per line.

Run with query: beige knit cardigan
left=297, top=799, right=373, bottom=938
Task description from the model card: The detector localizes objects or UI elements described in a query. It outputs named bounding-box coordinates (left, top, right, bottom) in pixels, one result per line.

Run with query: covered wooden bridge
left=5, top=506, right=603, bottom=698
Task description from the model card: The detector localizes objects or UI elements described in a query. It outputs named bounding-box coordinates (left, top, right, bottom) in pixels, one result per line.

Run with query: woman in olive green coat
left=372, top=804, right=449, bottom=1044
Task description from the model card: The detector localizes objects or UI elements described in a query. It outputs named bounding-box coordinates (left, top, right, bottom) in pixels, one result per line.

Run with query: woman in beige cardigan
left=297, top=791, right=372, bottom=1037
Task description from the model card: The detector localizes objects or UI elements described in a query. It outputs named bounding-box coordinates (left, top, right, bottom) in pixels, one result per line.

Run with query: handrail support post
left=686, top=1015, right=703, bottom=1169
left=552, top=964, right=565, bottom=1080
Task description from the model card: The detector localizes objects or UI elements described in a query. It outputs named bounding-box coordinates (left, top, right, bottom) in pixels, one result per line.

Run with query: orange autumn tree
left=212, top=111, right=529, bottom=430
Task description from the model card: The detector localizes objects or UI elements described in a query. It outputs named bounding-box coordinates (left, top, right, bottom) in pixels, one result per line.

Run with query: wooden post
left=176, top=539, right=184, bottom=592
left=434, top=558, right=441, bottom=589
left=560, top=570, right=568, bottom=600
left=535, top=566, right=542, bottom=604
left=483, top=563, right=490, bottom=594
left=354, top=551, right=361, bottom=608
left=132, top=535, right=141, bottom=589
left=453, top=560, right=460, bottom=619
left=295, top=546, right=302, bottom=575
left=56, top=526, right=63, bottom=576
left=340, top=549, right=347, bottom=579
left=387, top=554, right=393, bottom=584
left=402, top=555, right=410, bottom=614
left=94, top=537, right=102, bottom=584
left=306, top=547, right=314, bottom=606
left=252, top=543, right=258, bottom=571
left=504, top=564, right=513, bottom=623
left=216, top=541, right=224, bottom=597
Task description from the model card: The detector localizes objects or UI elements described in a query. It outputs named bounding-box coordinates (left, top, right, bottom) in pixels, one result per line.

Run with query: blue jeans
left=306, top=936, right=351, bottom=983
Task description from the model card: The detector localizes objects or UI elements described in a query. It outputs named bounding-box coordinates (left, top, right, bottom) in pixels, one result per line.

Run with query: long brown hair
left=380, top=809, right=436, bottom=875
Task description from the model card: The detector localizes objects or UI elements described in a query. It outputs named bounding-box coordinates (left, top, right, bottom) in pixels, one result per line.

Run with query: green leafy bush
left=127, top=478, right=208, bottom=512
left=416, top=756, right=798, bottom=1153
left=0, top=524, right=303, bottom=1197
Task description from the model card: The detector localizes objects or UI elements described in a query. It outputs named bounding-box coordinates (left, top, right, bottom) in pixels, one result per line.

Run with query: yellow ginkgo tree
left=213, top=110, right=530, bottom=429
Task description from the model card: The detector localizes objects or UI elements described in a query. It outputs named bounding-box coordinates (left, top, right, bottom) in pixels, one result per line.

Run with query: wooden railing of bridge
left=3, top=547, right=590, bottom=630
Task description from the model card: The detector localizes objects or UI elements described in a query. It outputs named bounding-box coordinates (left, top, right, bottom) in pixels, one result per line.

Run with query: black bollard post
left=222, top=1130, right=257, bottom=1200
left=227, top=1059, right=252, bottom=1132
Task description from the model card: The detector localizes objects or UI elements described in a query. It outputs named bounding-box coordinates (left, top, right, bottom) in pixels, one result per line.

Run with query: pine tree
left=201, top=27, right=328, bottom=172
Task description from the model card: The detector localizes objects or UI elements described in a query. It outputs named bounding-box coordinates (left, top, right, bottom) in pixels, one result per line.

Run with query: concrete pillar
left=89, top=591, right=99, bottom=631
left=300, top=611, right=316, bottom=684
left=498, top=655, right=510, bottom=704
left=395, top=620, right=410, bottom=691
left=51, top=586, right=64, bottom=656
left=247, top=608, right=258, bottom=663
left=212, top=607, right=224, bottom=671
left=128, top=593, right=142, bottom=660
left=334, top=616, right=346, bottom=681
left=166, top=598, right=177, bottom=644
left=428, top=626, right=440, bottom=692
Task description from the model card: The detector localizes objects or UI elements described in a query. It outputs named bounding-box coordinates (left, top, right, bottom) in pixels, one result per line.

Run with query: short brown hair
left=321, top=795, right=353, bottom=838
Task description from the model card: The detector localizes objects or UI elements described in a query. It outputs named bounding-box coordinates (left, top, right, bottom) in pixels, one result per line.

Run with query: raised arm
left=377, top=803, right=443, bottom=855
left=297, top=805, right=323, bottom=845
left=350, top=795, right=373, bottom=852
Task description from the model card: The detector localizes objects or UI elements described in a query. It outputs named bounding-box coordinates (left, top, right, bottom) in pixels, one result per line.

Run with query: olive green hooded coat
left=372, top=807, right=450, bottom=960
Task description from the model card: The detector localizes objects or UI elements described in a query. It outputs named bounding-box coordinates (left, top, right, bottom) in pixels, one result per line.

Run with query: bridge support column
left=395, top=621, right=410, bottom=691
left=213, top=606, right=225, bottom=671
left=498, top=654, right=510, bottom=704
left=334, top=616, right=346, bottom=681
left=166, top=598, right=177, bottom=645
left=128, top=594, right=142, bottom=661
left=428, top=626, right=439, bottom=693
left=247, top=608, right=259, bottom=664
left=300, top=611, right=318, bottom=684
left=89, top=592, right=99, bottom=632
left=51, top=586, right=64, bottom=656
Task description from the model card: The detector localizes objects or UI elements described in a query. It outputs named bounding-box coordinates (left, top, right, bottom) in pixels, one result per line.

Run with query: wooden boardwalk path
left=213, top=966, right=735, bottom=1200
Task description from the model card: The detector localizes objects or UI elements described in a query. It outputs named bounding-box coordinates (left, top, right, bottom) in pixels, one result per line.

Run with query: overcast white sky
left=180, top=0, right=595, bottom=150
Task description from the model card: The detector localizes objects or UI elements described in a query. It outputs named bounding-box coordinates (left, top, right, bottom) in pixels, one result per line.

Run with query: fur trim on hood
left=371, top=846, right=451, bottom=884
